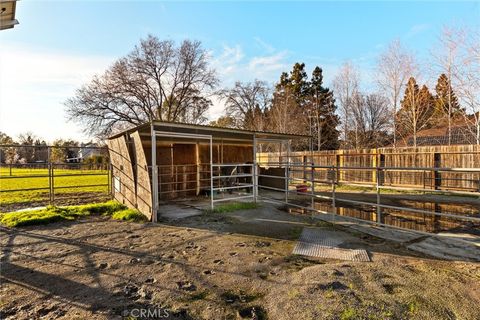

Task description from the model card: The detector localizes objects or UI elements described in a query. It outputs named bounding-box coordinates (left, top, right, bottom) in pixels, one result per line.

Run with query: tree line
left=0, top=132, right=104, bottom=164
left=64, top=26, right=479, bottom=149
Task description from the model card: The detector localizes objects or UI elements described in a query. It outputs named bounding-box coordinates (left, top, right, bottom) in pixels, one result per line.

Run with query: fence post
left=47, top=147, right=52, bottom=204
left=335, top=153, right=341, bottom=184
left=51, top=163, right=55, bottom=204
left=310, top=162, right=315, bottom=210
left=376, top=166, right=381, bottom=225
left=331, top=165, right=336, bottom=223
left=303, top=155, right=307, bottom=183
left=433, top=152, right=441, bottom=190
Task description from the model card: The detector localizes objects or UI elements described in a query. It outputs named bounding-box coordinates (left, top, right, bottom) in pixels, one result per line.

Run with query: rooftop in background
left=397, top=115, right=479, bottom=147
left=108, top=121, right=311, bottom=143
left=0, top=0, right=19, bottom=31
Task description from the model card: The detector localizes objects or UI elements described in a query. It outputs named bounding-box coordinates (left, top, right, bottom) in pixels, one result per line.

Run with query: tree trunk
left=393, top=101, right=397, bottom=148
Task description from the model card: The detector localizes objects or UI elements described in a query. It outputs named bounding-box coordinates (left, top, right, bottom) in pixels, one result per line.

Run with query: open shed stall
left=107, top=121, right=309, bottom=221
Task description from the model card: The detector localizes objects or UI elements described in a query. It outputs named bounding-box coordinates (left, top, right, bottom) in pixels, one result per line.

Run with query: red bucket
left=296, top=184, right=308, bottom=194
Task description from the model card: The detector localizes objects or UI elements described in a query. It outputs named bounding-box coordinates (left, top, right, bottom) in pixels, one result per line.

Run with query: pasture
left=0, top=166, right=109, bottom=210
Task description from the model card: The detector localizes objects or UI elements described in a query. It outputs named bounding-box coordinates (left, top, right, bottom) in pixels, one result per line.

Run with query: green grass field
left=0, top=167, right=109, bottom=207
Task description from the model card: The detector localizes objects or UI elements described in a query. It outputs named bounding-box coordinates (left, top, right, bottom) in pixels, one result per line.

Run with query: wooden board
left=131, top=131, right=152, bottom=220
left=107, top=135, right=136, bottom=209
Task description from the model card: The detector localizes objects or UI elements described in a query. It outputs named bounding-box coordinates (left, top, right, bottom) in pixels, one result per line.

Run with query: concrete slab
left=436, top=232, right=480, bottom=247
left=312, top=212, right=480, bottom=261
left=407, top=236, right=480, bottom=262
left=158, top=205, right=202, bottom=220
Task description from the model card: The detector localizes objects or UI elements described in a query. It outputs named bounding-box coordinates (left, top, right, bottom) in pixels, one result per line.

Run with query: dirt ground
left=1, top=203, right=480, bottom=320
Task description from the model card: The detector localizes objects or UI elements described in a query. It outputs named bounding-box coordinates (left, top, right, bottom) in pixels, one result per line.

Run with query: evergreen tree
left=288, top=62, right=309, bottom=104
left=434, top=73, right=462, bottom=118
left=419, top=84, right=436, bottom=127
left=397, top=78, right=435, bottom=146
left=268, top=64, right=308, bottom=137
left=307, top=67, right=340, bottom=150
left=434, top=73, right=464, bottom=144
left=268, top=63, right=340, bottom=150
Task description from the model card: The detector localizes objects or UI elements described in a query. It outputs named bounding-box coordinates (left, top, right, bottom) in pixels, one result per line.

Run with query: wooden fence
left=257, top=144, right=480, bottom=192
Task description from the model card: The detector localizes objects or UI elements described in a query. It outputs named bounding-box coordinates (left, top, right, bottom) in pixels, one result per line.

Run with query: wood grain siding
left=131, top=131, right=152, bottom=220
left=199, top=144, right=253, bottom=164
left=107, top=136, right=137, bottom=209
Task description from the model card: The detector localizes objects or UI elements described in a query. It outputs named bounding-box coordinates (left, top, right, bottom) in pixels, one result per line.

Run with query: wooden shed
left=107, top=121, right=308, bottom=221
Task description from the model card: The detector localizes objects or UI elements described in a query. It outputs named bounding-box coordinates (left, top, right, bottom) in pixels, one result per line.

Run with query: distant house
left=65, top=143, right=104, bottom=163
left=397, top=115, right=478, bottom=147
left=79, top=143, right=104, bottom=159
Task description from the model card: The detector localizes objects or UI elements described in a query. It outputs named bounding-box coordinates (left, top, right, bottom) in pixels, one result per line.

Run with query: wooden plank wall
left=107, top=136, right=137, bottom=209
left=258, top=144, right=480, bottom=191
left=131, top=132, right=152, bottom=219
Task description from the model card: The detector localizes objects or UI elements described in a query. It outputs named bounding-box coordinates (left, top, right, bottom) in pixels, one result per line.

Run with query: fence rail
left=0, top=145, right=111, bottom=210
left=258, top=144, right=480, bottom=193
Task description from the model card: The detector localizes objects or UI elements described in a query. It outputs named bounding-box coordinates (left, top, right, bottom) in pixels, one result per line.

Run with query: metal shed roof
left=108, top=120, right=311, bottom=142
left=0, top=0, right=19, bottom=31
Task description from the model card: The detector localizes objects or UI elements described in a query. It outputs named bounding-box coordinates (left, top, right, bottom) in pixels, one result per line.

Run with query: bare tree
left=217, top=80, right=271, bottom=131
left=332, top=62, right=360, bottom=148
left=431, top=27, right=467, bottom=145
left=350, top=94, right=392, bottom=148
left=445, top=27, right=480, bottom=144
left=65, top=35, right=218, bottom=138
left=268, top=86, right=306, bottom=136
left=375, top=39, right=417, bottom=147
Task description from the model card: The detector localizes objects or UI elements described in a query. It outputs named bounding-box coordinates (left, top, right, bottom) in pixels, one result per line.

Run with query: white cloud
left=405, top=23, right=430, bottom=39
left=248, top=51, right=289, bottom=74
left=0, top=43, right=112, bottom=142
left=253, top=37, right=275, bottom=53
left=211, top=44, right=245, bottom=78
left=212, top=43, right=290, bottom=85
left=208, top=42, right=291, bottom=120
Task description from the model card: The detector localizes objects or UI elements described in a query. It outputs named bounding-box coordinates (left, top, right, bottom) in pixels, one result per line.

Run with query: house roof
left=108, top=120, right=311, bottom=142
left=396, top=115, right=478, bottom=147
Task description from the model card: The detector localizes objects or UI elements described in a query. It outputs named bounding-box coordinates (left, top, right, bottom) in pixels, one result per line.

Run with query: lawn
left=0, top=167, right=109, bottom=207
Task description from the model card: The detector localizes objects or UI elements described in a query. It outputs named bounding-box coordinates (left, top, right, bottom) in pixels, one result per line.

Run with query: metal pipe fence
left=0, top=145, right=111, bottom=210
left=255, top=150, right=480, bottom=235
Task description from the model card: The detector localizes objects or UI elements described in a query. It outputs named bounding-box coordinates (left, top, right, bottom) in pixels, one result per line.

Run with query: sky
left=0, top=1, right=479, bottom=143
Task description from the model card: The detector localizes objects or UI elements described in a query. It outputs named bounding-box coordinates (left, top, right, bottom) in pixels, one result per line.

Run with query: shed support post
left=195, top=143, right=200, bottom=196
left=253, top=134, right=258, bottom=203
left=151, top=124, right=158, bottom=222
left=210, top=136, right=214, bottom=210
left=285, top=140, right=291, bottom=205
